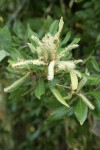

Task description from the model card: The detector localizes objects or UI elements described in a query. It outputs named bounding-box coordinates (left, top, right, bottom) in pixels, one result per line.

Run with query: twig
left=60, top=0, right=66, bottom=14
left=43, top=0, right=56, bottom=17
left=94, top=85, right=100, bottom=91
left=6, top=0, right=27, bottom=27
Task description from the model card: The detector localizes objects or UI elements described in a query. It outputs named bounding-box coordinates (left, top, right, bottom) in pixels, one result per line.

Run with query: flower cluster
left=29, top=17, right=83, bottom=90
left=4, top=17, right=94, bottom=110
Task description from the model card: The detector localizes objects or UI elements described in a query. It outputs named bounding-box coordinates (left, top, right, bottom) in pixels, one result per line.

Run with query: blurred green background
left=0, top=0, right=100, bottom=150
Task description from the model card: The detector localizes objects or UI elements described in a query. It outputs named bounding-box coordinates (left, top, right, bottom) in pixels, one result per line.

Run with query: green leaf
left=71, top=37, right=80, bottom=44
left=91, top=56, right=100, bottom=72
left=93, top=100, right=100, bottom=120
left=48, top=107, right=70, bottom=121
left=49, top=20, right=59, bottom=35
left=77, top=93, right=94, bottom=110
left=87, top=75, right=100, bottom=85
left=27, top=26, right=38, bottom=48
left=13, top=21, right=24, bottom=39
left=74, top=99, right=88, bottom=125
left=89, top=91, right=100, bottom=119
left=35, top=78, right=45, bottom=99
left=26, top=18, right=44, bottom=31
left=0, top=27, right=12, bottom=51
left=61, top=31, right=71, bottom=46
left=4, top=73, right=30, bottom=93
left=89, top=91, right=100, bottom=101
left=77, top=76, right=87, bottom=91
left=70, top=69, right=78, bottom=90
left=42, top=16, right=53, bottom=32
left=50, top=87, right=69, bottom=107
left=0, top=50, right=9, bottom=62
left=27, top=26, right=37, bottom=40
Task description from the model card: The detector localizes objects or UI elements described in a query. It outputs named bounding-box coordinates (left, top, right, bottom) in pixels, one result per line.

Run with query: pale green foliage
left=49, top=87, right=69, bottom=107
left=91, top=56, right=100, bottom=72
left=35, top=78, right=45, bottom=99
left=0, top=50, right=9, bottom=62
left=4, top=73, right=30, bottom=92
left=0, top=27, right=12, bottom=51
left=4, top=17, right=99, bottom=125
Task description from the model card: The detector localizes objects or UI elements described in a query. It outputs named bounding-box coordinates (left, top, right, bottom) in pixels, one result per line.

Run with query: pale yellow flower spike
left=57, top=61, right=75, bottom=71
left=48, top=61, right=55, bottom=80
left=55, top=17, right=64, bottom=38
left=59, top=44, right=79, bottom=59
left=12, top=60, right=46, bottom=69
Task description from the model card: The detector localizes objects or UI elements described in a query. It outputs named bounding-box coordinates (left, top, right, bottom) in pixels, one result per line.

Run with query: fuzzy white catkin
left=27, top=43, right=36, bottom=53
left=42, top=34, right=57, bottom=60
left=47, top=61, right=55, bottom=80
left=59, top=44, right=79, bottom=59
left=55, top=17, right=64, bottom=37
left=57, top=61, right=75, bottom=71
left=12, top=60, right=46, bottom=68
left=31, top=35, right=42, bottom=46
left=74, top=59, right=83, bottom=64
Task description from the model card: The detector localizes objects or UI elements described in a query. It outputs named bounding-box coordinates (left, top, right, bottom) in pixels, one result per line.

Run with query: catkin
left=59, top=44, right=79, bottom=59
left=47, top=61, right=55, bottom=80
left=12, top=60, right=46, bottom=69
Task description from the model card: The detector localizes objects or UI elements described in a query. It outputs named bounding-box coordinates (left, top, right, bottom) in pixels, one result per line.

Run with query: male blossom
left=30, top=17, right=83, bottom=90
left=4, top=17, right=94, bottom=110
